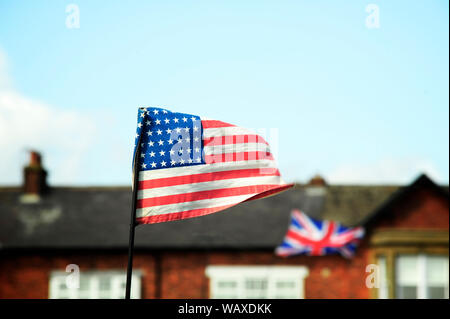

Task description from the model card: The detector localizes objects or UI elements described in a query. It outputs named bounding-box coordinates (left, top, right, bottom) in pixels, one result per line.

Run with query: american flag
left=133, top=107, right=293, bottom=224
left=275, top=210, right=365, bottom=258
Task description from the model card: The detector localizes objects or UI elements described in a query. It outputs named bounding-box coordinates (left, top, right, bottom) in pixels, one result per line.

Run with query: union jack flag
left=133, top=107, right=293, bottom=224
left=275, top=209, right=365, bottom=258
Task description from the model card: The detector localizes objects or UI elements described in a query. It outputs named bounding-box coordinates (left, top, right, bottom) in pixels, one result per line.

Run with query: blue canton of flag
left=133, top=107, right=204, bottom=171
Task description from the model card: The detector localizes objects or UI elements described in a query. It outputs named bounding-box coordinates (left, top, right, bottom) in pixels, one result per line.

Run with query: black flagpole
left=125, top=138, right=141, bottom=299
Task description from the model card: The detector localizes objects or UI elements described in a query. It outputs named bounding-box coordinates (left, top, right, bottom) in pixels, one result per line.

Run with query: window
left=370, top=229, right=449, bottom=299
left=426, top=256, right=449, bottom=298
left=396, top=254, right=449, bottom=299
left=49, top=271, right=141, bottom=299
left=205, top=266, right=309, bottom=299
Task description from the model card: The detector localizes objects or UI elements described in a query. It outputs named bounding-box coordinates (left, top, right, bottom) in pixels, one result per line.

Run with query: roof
left=0, top=179, right=416, bottom=250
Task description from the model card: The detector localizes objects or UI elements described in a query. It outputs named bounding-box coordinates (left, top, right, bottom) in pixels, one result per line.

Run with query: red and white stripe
left=136, top=119, right=292, bottom=224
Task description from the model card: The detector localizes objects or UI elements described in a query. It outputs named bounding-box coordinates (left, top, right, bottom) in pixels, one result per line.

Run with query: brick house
left=0, top=152, right=448, bottom=299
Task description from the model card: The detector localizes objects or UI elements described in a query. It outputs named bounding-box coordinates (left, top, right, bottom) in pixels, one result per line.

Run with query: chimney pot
left=29, top=151, right=42, bottom=166
left=305, top=174, right=327, bottom=196
left=308, top=174, right=327, bottom=187
left=23, top=151, right=48, bottom=195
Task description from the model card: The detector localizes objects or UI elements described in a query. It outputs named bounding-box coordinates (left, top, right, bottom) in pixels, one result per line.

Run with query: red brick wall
left=373, top=187, right=449, bottom=230
left=0, top=249, right=371, bottom=299
left=0, top=252, right=156, bottom=299
left=159, top=251, right=208, bottom=298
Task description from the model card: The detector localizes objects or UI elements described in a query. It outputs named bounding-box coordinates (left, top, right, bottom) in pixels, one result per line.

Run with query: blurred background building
left=0, top=151, right=448, bottom=299
left=1, top=0, right=448, bottom=300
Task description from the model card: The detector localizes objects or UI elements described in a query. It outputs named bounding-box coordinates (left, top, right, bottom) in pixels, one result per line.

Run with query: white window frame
left=377, top=256, right=389, bottom=299
left=49, top=270, right=142, bottom=299
left=205, top=265, right=309, bottom=299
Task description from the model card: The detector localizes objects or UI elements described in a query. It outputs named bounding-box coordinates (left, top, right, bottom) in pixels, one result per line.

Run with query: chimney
left=305, top=174, right=327, bottom=196
left=308, top=174, right=327, bottom=187
left=23, top=151, right=48, bottom=195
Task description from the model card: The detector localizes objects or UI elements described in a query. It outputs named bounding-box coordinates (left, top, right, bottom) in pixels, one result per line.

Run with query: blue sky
left=0, top=0, right=448, bottom=186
